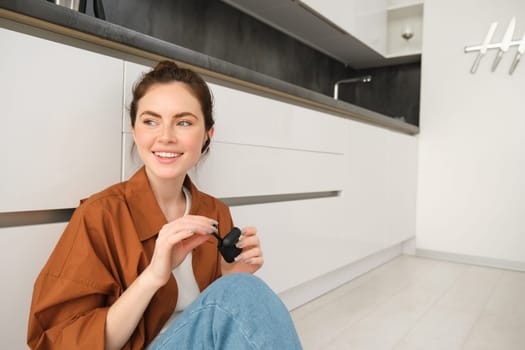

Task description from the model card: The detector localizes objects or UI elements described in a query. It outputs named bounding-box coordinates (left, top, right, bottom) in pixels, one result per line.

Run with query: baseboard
left=416, top=248, right=525, bottom=272
left=279, top=242, right=404, bottom=311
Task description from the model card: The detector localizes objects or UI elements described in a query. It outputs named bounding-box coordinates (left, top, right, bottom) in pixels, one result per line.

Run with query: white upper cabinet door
left=386, top=0, right=424, bottom=57
left=0, top=27, right=123, bottom=212
left=300, top=0, right=388, bottom=55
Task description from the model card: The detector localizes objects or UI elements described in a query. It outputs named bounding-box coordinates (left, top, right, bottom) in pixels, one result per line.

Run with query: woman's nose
left=159, top=124, right=176, bottom=142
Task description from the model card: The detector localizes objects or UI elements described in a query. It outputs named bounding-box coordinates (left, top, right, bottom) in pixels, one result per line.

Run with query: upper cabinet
left=222, top=0, right=423, bottom=68
left=300, top=0, right=388, bottom=56
left=386, top=0, right=424, bottom=58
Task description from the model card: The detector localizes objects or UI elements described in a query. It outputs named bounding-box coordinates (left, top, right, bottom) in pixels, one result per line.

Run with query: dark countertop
left=0, top=0, right=418, bottom=135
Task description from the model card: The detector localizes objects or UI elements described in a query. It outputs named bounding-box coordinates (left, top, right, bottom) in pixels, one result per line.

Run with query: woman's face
left=133, top=82, right=212, bottom=183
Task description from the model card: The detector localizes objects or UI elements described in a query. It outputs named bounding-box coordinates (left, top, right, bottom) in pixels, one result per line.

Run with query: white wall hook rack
left=465, top=17, right=524, bottom=75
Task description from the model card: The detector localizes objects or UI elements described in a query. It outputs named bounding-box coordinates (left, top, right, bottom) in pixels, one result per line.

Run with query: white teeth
left=155, top=152, right=180, bottom=158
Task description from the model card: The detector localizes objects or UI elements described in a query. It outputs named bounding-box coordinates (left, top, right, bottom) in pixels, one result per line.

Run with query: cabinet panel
left=344, top=121, right=391, bottom=249
left=209, top=82, right=347, bottom=154
left=300, top=0, right=387, bottom=54
left=0, top=28, right=123, bottom=212
left=343, top=120, right=417, bottom=252
left=123, top=61, right=153, bottom=133
left=0, top=223, right=65, bottom=349
left=189, top=142, right=344, bottom=198
left=230, top=195, right=395, bottom=294
left=384, top=130, right=417, bottom=244
left=387, top=3, right=423, bottom=57
left=122, top=132, right=143, bottom=181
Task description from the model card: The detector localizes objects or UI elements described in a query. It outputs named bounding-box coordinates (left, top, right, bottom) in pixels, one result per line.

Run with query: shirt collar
left=125, top=167, right=202, bottom=241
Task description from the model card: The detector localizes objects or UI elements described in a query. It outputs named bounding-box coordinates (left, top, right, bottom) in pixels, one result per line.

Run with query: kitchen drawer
left=0, top=28, right=123, bottom=212
left=0, top=223, right=65, bottom=349
left=209, top=82, right=347, bottom=154
left=189, top=141, right=344, bottom=198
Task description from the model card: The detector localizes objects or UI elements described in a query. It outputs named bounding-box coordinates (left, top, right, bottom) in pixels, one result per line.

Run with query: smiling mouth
left=153, top=151, right=181, bottom=158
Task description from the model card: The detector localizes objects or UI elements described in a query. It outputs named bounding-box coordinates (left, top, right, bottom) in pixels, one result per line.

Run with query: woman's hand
left=143, top=215, right=217, bottom=289
left=221, top=226, right=264, bottom=275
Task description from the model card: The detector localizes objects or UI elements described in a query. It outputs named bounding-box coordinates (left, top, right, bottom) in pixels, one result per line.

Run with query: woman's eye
left=144, top=119, right=158, bottom=126
left=178, top=120, right=192, bottom=127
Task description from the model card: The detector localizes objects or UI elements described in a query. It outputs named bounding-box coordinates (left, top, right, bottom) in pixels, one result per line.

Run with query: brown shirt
left=27, top=167, right=233, bottom=350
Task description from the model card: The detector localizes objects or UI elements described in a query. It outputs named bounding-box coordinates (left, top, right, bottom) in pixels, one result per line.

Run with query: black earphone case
left=217, top=227, right=242, bottom=263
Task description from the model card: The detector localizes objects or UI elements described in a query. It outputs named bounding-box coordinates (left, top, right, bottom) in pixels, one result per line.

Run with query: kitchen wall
left=85, top=0, right=420, bottom=125
left=417, top=0, right=525, bottom=268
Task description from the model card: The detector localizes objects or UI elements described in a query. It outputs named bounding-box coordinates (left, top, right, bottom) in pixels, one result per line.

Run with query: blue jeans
left=148, top=273, right=303, bottom=349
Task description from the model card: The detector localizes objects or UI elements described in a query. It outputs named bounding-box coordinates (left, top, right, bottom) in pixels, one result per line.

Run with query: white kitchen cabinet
left=382, top=127, right=418, bottom=246
left=300, top=0, right=424, bottom=58
left=0, top=223, right=65, bottom=349
left=121, top=61, right=152, bottom=180
left=343, top=120, right=417, bottom=253
left=122, top=132, right=143, bottom=180
left=231, top=196, right=348, bottom=293
left=387, top=1, right=424, bottom=57
left=222, top=0, right=422, bottom=66
left=388, top=0, right=423, bottom=9
left=209, top=82, right=347, bottom=154
left=197, top=82, right=346, bottom=197
left=0, top=27, right=123, bottom=212
left=189, top=141, right=344, bottom=198
left=123, top=61, right=153, bottom=133
left=300, top=0, right=388, bottom=55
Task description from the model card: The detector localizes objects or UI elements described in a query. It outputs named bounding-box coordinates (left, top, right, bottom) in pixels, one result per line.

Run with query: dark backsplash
left=86, top=0, right=419, bottom=126
left=337, top=63, right=421, bottom=126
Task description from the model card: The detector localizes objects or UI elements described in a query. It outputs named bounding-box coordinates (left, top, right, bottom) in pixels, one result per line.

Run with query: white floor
left=291, top=255, right=525, bottom=350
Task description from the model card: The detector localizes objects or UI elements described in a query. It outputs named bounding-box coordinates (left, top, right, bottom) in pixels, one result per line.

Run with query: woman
left=27, top=61, right=302, bottom=350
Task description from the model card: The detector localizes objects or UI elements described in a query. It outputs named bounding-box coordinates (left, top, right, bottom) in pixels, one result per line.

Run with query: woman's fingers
left=240, top=226, right=257, bottom=236
left=220, top=226, right=263, bottom=274
left=233, top=227, right=263, bottom=265
left=159, top=215, right=218, bottom=237
left=234, top=247, right=264, bottom=264
left=235, top=227, right=259, bottom=249
left=147, top=215, right=218, bottom=287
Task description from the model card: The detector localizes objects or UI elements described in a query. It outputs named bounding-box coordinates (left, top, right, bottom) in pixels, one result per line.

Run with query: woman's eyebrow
left=139, top=111, right=198, bottom=119
left=139, top=110, right=162, bottom=118
left=173, top=112, right=198, bottom=119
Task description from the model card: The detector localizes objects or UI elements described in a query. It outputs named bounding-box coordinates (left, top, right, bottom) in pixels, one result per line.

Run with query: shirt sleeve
left=27, top=206, right=123, bottom=350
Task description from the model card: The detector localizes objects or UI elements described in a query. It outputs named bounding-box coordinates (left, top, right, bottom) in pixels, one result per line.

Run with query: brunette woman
left=27, top=61, right=302, bottom=350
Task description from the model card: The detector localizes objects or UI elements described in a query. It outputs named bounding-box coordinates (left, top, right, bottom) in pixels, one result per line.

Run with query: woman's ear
left=201, top=139, right=210, bottom=154
left=201, top=128, right=215, bottom=154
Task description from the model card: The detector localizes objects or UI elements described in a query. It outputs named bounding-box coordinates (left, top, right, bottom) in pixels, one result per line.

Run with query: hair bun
left=153, top=60, right=179, bottom=72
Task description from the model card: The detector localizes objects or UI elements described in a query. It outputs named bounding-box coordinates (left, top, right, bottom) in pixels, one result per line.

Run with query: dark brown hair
left=129, top=60, right=214, bottom=131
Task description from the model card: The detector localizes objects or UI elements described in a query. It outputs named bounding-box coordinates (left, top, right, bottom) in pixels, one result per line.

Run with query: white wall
left=417, top=0, right=525, bottom=266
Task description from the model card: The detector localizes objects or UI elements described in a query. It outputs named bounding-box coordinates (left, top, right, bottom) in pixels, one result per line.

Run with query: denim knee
left=199, top=273, right=302, bottom=349
left=150, top=273, right=302, bottom=350
left=201, top=273, right=277, bottom=307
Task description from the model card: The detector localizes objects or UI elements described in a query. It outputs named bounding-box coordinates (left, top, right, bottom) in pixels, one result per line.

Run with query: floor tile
left=462, top=270, right=525, bottom=350
left=292, top=256, right=525, bottom=350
